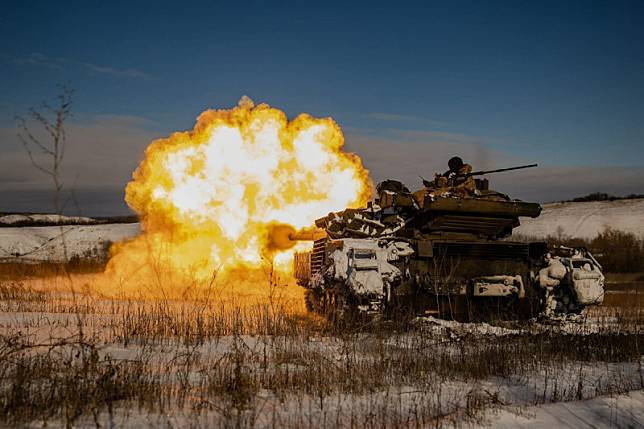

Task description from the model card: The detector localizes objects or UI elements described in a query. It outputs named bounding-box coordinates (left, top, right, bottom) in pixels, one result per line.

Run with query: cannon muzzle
left=267, top=224, right=327, bottom=251
left=288, top=229, right=327, bottom=241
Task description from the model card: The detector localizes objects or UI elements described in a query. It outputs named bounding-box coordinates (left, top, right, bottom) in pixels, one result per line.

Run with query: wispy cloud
left=8, top=52, right=63, bottom=69
left=3, top=52, right=150, bottom=79
left=391, top=128, right=484, bottom=145
left=366, top=112, right=444, bottom=127
left=76, top=62, right=150, bottom=79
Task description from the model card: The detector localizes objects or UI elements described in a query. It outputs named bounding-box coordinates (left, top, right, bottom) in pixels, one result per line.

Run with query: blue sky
left=1, top=0, right=643, bottom=214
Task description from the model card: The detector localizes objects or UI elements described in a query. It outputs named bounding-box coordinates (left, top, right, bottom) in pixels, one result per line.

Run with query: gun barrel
left=469, top=163, right=537, bottom=176
left=288, top=229, right=327, bottom=241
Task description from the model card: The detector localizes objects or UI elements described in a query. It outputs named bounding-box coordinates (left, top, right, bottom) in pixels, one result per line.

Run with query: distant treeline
left=564, top=192, right=644, bottom=203
left=93, top=215, right=139, bottom=224
left=0, top=214, right=138, bottom=228
left=537, top=228, right=644, bottom=273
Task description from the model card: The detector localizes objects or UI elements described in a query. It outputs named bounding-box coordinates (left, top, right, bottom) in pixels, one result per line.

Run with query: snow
left=414, top=313, right=642, bottom=336
left=413, top=316, right=525, bottom=337
left=516, top=198, right=644, bottom=239
left=0, top=282, right=642, bottom=428
left=0, top=202, right=642, bottom=428
left=61, top=389, right=644, bottom=429
left=475, top=390, right=644, bottom=428
left=1, top=198, right=641, bottom=264
left=0, top=213, right=98, bottom=225
left=0, top=223, right=140, bottom=262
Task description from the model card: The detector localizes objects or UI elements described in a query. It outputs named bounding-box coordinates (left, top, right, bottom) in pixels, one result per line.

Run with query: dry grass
left=0, top=268, right=643, bottom=428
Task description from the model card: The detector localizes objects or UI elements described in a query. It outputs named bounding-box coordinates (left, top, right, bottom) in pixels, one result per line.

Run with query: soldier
left=442, top=156, right=467, bottom=177
left=443, top=156, right=476, bottom=196
left=417, top=156, right=477, bottom=202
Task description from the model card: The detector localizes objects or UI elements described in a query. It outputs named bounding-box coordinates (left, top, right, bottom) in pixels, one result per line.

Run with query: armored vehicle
left=292, top=164, right=605, bottom=320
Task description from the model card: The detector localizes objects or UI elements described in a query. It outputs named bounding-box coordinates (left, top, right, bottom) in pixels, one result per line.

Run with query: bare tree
left=16, top=85, right=74, bottom=214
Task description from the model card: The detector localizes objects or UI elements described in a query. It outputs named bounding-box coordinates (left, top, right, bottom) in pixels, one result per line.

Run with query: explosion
left=103, top=97, right=370, bottom=297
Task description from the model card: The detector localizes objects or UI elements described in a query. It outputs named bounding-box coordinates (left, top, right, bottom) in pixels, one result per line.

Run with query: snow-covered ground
left=0, top=213, right=140, bottom=263
left=0, top=223, right=139, bottom=262
left=516, top=198, right=644, bottom=240
left=0, top=213, right=98, bottom=226
left=1, top=293, right=642, bottom=429
left=0, top=198, right=642, bottom=263
left=476, top=390, right=644, bottom=429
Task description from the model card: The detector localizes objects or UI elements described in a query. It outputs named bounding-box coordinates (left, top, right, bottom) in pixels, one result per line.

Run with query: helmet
left=448, top=156, right=464, bottom=171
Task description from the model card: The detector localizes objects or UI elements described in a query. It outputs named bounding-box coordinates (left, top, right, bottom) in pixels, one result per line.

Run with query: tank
left=292, top=164, right=605, bottom=321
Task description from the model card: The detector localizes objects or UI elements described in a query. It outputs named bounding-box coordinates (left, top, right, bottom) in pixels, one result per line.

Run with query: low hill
left=1, top=198, right=642, bottom=264
left=515, top=198, right=644, bottom=240
left=0, top=223, right=140, bottom=263
left=0, top=213, right=138, bottom=227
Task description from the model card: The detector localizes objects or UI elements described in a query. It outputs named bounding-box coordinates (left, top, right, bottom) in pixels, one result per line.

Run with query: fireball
left=102, top=97, right=370, bottom=297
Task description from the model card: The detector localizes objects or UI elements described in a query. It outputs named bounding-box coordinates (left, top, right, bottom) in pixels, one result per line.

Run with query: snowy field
left=0, top=221, right=139, bottom=263
left=1, top=198, right=643, bottom=264
left=0, top=201, right=643, bottom=428
left=516, top=198, right=644, bottom=239
left=0, top=273, right=641, bottom=428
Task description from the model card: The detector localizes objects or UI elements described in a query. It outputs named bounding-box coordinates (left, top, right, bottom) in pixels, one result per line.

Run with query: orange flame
left=102, top=97, right=370, bottom=297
